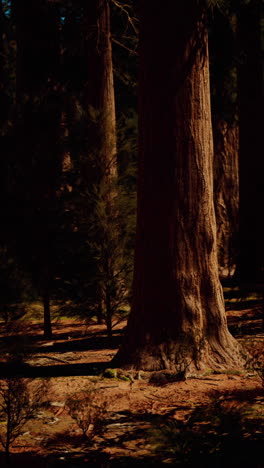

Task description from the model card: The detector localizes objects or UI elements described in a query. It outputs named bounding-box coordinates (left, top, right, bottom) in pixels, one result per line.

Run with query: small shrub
left=0, top=377, right=49, bottom=464
left=243, top=340, right=264, bottom=386
left=103, top=368, right=117, bottom=379
left=66, top=384, right=110, bottom=440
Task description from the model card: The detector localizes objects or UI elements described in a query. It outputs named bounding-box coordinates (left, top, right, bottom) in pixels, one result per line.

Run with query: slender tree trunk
left=42, top=266, right=52, bottom=339
left=236, top=0, right=263, bottom=288
left=114, top=1, right=242, bottom=372
left=43, top=297, right=52, bottom=339
left=0, top=0, right=10, bottom=129
left=14, top=0, right=61, bottom=338
left=82, top=0, right=119, bottom=327
left=105, top=288, right=113, bottom=340
left=5, top=444, right=10, bottom=465
left=83, top=0, right=117, bottom=180
left=5, top=391, right=11, bottom=464
left=96, top=300, right=103, bottom=325
left=213, top=120, right=239, bottom=278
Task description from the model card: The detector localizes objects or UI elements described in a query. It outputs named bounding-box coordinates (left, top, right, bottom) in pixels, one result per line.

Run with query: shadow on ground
left=39, top=388, right=264, bottom=468
left=0, top=325, right=124, bottom=377
left=0, top=360, right=110, bottom=378
left=0, top=380, right=263, bottom=467
left=0, top=325, right=124, bottom=351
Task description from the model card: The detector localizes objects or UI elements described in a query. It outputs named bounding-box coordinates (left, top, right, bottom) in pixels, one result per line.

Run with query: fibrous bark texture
left=83, top=0, right=117, bottom=180
left=114, top=1, right=242, bottom=373
left=82, top=0, right=119, bottom=334
left=213, top=121, right=239, bottom=278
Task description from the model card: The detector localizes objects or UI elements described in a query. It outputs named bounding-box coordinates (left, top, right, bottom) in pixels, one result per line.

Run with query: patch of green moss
left=103, top=368, right=117, bottom=379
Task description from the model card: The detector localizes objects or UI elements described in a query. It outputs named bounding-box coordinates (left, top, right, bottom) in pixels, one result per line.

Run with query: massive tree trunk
left=14, top=0, right=61, bottom=338
left=213, top=120, right=239, bottom=278
left=236, top=0, right=263, bottom=288
left=114, top=1, right=242, bottom=372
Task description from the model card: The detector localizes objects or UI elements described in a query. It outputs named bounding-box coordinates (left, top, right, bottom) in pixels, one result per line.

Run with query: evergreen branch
left=111, top=0, right=139, bottom=34
left=112, top=37, right=138, bottom=55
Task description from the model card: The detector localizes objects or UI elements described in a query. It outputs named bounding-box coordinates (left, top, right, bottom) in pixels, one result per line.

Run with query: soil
left=0, top=303, right=263, bottom=467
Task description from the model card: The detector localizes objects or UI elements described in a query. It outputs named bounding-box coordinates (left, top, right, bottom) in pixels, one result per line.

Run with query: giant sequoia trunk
left=236, top=0, right=263, bottom=287
left=114, top=1, right=242, bottom=372
left=14, top=0, right=61, bottom=338
left=213, top=121, right=239, bottom=278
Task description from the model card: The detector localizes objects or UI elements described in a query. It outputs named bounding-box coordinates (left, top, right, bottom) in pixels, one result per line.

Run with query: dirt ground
left=0, top=303, right=263, bottom=467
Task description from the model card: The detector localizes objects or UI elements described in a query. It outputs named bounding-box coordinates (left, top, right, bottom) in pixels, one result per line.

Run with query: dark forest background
left=0, top=0, right=263, bottom=337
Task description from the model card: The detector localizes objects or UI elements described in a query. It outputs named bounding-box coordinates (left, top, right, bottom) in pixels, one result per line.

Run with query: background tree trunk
left=82, top=0, right=119, bottom=331
left=82, top=0, right=117, bottom=180
left=0, top=0, right=10, bottom=129
left=213, top=120, right=239, bottom=279
left=236, top=0, right=263, bottom=288
left=42, top=265, right=52, bottom=339
left=114, top=1, right=242, bottom=372
left=14, top=0, right=61, bottom=338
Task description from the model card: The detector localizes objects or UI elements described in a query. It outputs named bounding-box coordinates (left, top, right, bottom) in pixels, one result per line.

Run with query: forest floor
left=0, top=300, right=263, bottom=467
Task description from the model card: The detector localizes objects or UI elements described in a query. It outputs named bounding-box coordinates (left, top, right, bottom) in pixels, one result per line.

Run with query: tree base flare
left=113, top=332, right=245, bottom=374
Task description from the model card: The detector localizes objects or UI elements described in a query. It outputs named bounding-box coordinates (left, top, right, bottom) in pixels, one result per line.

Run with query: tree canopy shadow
left=30, top=333, right=122, bottom=354
left=0, top=451, right=47, bottom=468
left=0, top=326, right=123, bottom=361
left=42, top=389, right=263, bottom=468
left=0, top=360, right=109, bottom=378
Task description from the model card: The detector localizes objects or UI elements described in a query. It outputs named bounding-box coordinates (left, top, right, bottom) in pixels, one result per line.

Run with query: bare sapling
left=0, top=377, right=49, bottom=464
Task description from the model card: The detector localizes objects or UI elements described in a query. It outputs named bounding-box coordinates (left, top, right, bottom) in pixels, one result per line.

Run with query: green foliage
left=84, top=169, right=135, bottom=334
left=0, top=0, right=139, bottom=331
left=103, top=368, right=118, bottom=379
left=53, top=100, right=137, bottom=331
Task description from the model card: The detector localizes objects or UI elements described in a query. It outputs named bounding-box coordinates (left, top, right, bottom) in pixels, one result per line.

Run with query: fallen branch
left=33, top=355, right=69, bottom=364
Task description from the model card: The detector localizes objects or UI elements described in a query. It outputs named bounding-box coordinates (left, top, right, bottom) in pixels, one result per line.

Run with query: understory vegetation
left=0, top=300, right=263, bottom=466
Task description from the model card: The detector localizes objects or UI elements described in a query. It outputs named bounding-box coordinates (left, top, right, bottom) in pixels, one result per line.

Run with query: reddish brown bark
left=213, top=121, right=239, bottom=278
left=82, top=0, right=119, bottom=335
left=114, top=1, right=242, bottom=372
left=82, top=0, right=117, bottom=179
